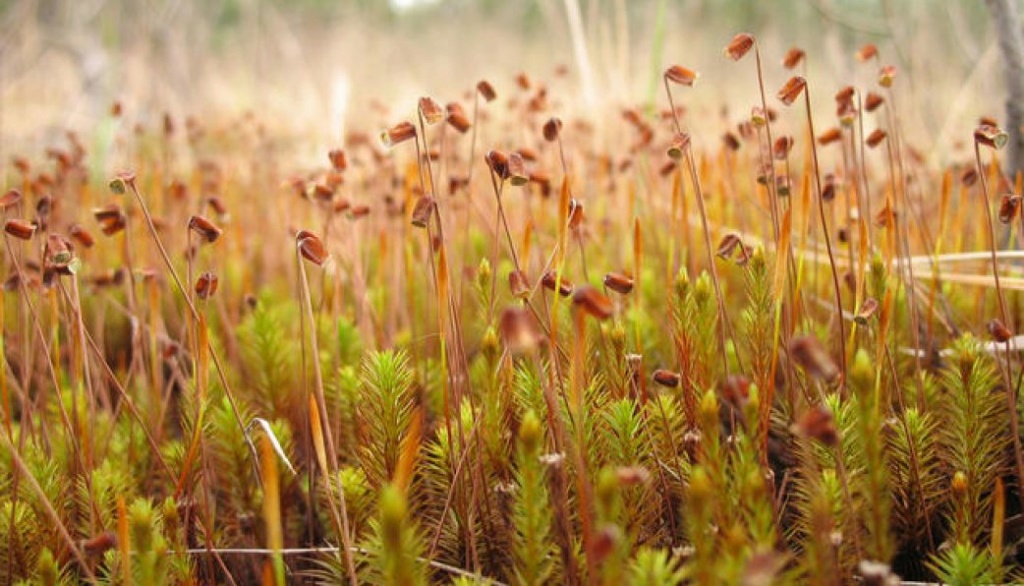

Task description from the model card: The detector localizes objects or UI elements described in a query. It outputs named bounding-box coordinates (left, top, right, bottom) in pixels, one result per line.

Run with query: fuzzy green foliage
left=418, top=402, right=481, bottom=572
left=602, top=399, right=659, bottom=545
left=791, top=453, right=844, bottom=585
left=511, top=410, right=556, bottom=586
left=205, top=396, right=262, bottom=540
left=939, top=335, right=1006, bottom=546
left=328, top=365, right=362, bottom=466
left=236, top=298, right=301, bottom=419
left=358, top=350, right=417, bottom=490
left=740, top=247, right=776, bottom=413
left=626, top=547, right=686, bottom=585
left=926, top=542, right=996, bottom=586
left=593, top=467, right=630, bottom=585
left=94, top=498, right=185, bottom=586
left=367, top=484, right=427, bottom=586
left=887, top=402, right=944, bottom=556
left=72, top=459, right=135, bottom=540
left=0, top=500, right=44, bottom=583
left=678, top=388, right=780, bottom=582
left=672, top=270, right=719, bottom=420
left=643, top=392, right=688, bottom=538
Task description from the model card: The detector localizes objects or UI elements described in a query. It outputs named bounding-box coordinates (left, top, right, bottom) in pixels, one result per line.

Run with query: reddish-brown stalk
left=64, top=285, right=176, bottom=475
left=569, top=295, right=602, bottom=583
left=791, top=79, right=849, bottom=388
left=875, top=121, right=927, bottom=406
left=681, top=147, right=733, bottom=375
left=414, top=110, right=487, bottom=571
left=741, top=38, right=802, bottom=459
left=772, top=138, right=805, bottom=402
left=295, top=240, right=359, bottom=585
left=539, top=406, right=580, bottom=585
left=457, top=84, right=487, bottom=313
left=418, top=107, right=472, bottom=405
left=664, top=69, right=733, bottom=376
left=851, top=92, right=875, bottom=300
left=550, top=125, right=591, bottom=284
left=67, top=270, right=97, bottom=463
left=874, top=62, right=944, bottom=333
left=633, top=218, right=644, bottom=359
left=0, top=282, right=7, bottom=441
left=855, top=93, right=874, bottom=248
left=733, top=35, right=782, bottom=242
left=2, top=233, right=85, bottom=472
left=974, top=130, right=1024, bottom=515
left=482, top=159, right=573, bottom=366
left=121, top=176, right=260, bottom=541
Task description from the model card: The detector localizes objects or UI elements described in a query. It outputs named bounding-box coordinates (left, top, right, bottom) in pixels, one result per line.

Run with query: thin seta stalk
left=295, top=231, right=359, bottom=585
left=111, top=174, right=253, bottom=461
left=663, top=64, right=732, bottom=377
left=974, top=123, right=1024, bottom=516
left=779, top=75, right=848, bottom=389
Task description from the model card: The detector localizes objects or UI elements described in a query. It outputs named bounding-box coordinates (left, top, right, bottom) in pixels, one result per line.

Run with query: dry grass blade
left=260, top=434, right=286, bottom=586
left=248, top=418, right=297, bottom=476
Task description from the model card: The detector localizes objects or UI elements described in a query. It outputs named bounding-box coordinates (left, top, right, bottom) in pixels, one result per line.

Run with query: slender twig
left=123, top=178, right=256, bottom=476
left=802, top=85, right=848, bottom=388
left=975, top=139, right=1024, bottom=515
left=664, top=79, right=733, bottom=375
left=683, top=147, right=732, bottom=375
left=296, top=248, right=359, bottom=586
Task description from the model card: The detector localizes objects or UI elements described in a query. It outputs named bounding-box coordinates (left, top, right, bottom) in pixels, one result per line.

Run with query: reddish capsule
left=4, top=219, right=36, bottom=240
left=195, top=272, right=219, bottom=300
left=794, top=405, right=838, bottom=446
left=81, top=531, right=117, bottom=557
left=69, top=224, right=95, bottom=248
left=410, top=196, right=436, bottom=229
left=188, top=215, right=222, bottom=243
left=782, top=47, right=805, bottom=69
left=999, top=194, right=1022, bottom=224
left=445, top=103, right=471, bottom=133
left=542, top=117, right=563, bottom=142
left=789, top=334, right=839, bottom=382
left=652, top=369, right=681, bottom=388
left=603, top=272, right=634, bottom=295
left=498, top=306, right=542, bottom=354
left=975, top=124, right=1008, bottom=150
left=866, top=129, right=887, bottom=148
left=380, top=121, right=417, bottom=148
left=508, top=269, right=530, bottom=299
left=854, top=298, right=879, bottom=325
left=476, top=80, right=497, bottom=102
left=988, top=318, right=1013, bottom=343
left=541, top=270, right=573, bottom=297
left=572, top=285, right=613, bottom=320
left=0, top=189, right=22, bottom=209
left=328, top=148, right=348, bottom=171
left=723, top=33, right=755, bottom=61
left=664, top=65, right=699, bottom=87
left=777, top=76, right=806, bottom=106
left=297, top=231, right=328, bottom=266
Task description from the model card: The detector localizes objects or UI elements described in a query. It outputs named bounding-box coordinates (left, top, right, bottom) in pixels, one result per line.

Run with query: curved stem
left=976, top=142, right=1024, bottom=516
left=803, top=87, right=848, bottom=388
left=296, top=250, right=359, bottom=586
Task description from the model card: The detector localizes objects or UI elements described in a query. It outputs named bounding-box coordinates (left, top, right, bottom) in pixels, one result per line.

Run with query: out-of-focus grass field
left=0, top=1, right=999, bottom=155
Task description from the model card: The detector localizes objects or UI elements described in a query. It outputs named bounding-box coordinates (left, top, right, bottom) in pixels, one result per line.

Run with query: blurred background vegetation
left=0, top=0, right=1006, bottom=165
